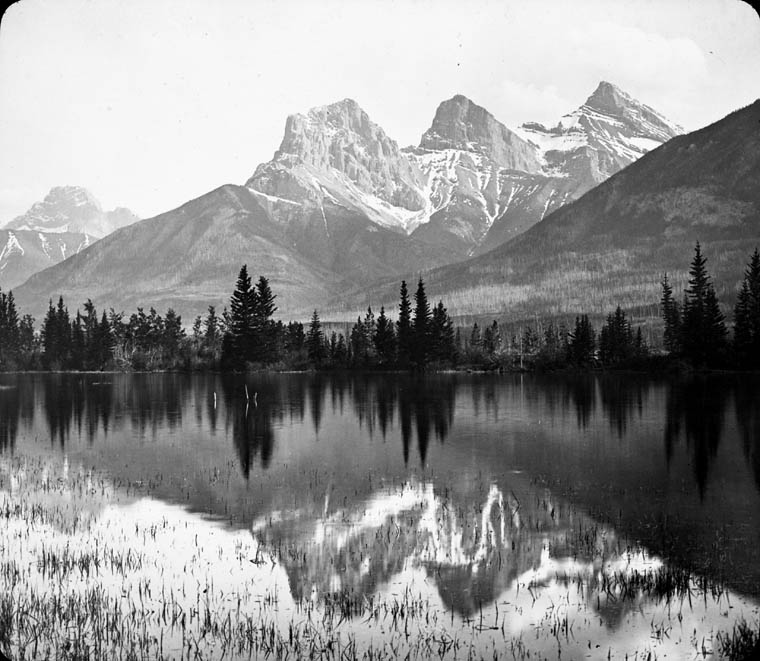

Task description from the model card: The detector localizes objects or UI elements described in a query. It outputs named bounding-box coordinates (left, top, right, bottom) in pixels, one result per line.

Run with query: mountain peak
left=584, top=81, right=635, bottom=115
left=418, top=95, right=541, bottom=172
left=44, top=185, right=102, bottom=211
left=3, top=186, right=138, bottom=238
left=247, top=97, right=427, bottom=219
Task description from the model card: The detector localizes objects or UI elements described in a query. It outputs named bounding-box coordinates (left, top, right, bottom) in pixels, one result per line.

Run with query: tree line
left=0, top=242, right=758, bottom=372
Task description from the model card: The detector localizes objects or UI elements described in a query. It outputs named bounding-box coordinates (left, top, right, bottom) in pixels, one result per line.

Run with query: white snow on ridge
left=0, top=231, right=25, bottom=262
left=38, top=232, right=51, bottom=259
left=626, top=136, right=661, bottom=153
left=248, top=188, right=302, bottom=206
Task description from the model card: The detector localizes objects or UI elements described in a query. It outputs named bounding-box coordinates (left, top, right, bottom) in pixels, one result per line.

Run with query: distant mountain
left=12, top=185, right=340, bottom=319
left=346, top=100, right=760, bottom=321
left=406, top=83, right=682, bottom=257
left=11, top=86, right=682, bottom=320
left=246, top=84, right=681, bottom=262
left=1, top=186, right=139, bottom=291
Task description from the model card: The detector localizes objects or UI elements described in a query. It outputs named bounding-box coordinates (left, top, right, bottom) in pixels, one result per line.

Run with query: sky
left=0, top=0, right=758, bottom=222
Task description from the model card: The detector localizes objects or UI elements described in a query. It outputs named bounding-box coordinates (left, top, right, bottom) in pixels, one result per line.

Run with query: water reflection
left=3, top=456, right=755, bottom=661
left=223, top=378, right=278, bottom=477
left=664, top=377, right=729, bottom=499
left=0, top=372, right=758, bottom=608
left=734, top=377, right=760, bottom=491
left=0, top=374, right=756, bottom=498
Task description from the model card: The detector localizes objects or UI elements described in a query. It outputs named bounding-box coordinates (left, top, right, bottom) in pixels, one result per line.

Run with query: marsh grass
left=0, top=457, right=757, bottom=660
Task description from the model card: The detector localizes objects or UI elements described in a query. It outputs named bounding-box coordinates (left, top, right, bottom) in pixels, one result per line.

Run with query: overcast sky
left=1, top=0, right=758, bottom=221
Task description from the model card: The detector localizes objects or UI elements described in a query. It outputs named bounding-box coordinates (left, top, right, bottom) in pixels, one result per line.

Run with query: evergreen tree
left=520, top=326, right=537, bottom=355
left=192, top=316, right=203, bottom=340
left=71, top=312, right=86, bottom=368
left=204, top=306, right=220, bottom=345
left=430, top=301, right=455, bottom=363
left=568, top=314, right=595, bottom=365
left=0, top=288, right=21, bottom=368
left=350, top=314, right=372, bottom=366
left=253, top=275, right=277, bottom=361
left=373, top=306, right=397, bottom=366
left=734, top=279, right=753, bottom=360
left=19, top=315, right=36, bottom=355
left=733, top=248, right=760, bottom=367
left=396, top=280, right=413, bottom=367
left=228, top=265, right=258, bottom=362
left=660, top=274, right=681, bottom=354
left=306, top=310, right=325, bottom=366
left=285, top=321, right=305, bottom=353
left=681, top=242, right=726, bottom=366
left=599, top=306, right=633, bottom=365
left=483, top=320, right=501, bottom=355
left=334, top=333, right=348, bottom=367
left=634, top=326, right=648, bottom=360
left=162, top=309, right=184, bottom=358
left=469, top=323, right=481, bottom=350
left=41, top=297, right=71, bottom=368
left=412, top=279, right=431, bottom=367
left=92, top=311, right=113, bottom=369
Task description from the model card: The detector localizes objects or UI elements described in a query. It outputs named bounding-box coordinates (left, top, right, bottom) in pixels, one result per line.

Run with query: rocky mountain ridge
left=245, top=83, right=682, bottom=260
left=1, top=186, right=139, bottom=290
left=10, top=83, right=687, bottom=320
left=340, top=99, right=760, bottom=322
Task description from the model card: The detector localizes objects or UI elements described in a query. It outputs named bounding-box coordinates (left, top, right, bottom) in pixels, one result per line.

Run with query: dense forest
left=0, top=242, right=758, bottom=372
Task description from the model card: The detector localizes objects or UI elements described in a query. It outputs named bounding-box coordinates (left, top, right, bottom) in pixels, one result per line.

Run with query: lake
left=1, top=372, right=759, bottom=659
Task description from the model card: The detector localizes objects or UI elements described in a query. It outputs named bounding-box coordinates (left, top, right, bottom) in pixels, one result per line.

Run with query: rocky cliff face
left=247, top=99, right=428, bottom=232
left=400, top=85, right=683, bottom=256
left=0, top=187, right=139, bottom=290
left=419, top=95, right=542, bottom=172
left=247, top=86, right=681, bottom=261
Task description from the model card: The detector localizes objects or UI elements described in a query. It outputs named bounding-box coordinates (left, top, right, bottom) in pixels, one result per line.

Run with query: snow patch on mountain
left=0, top=232, right=25, bottom=262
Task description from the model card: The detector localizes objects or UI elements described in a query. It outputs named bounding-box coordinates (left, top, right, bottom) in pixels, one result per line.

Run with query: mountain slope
left=1, top=186, right=139, bottom=290
left=13, top=185, right=337, bottom=319
left=338, top=100, right=760, bottom=321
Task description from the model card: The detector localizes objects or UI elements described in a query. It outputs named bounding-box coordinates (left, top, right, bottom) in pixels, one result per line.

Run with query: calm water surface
left=1, top=372, right=759, bottom=659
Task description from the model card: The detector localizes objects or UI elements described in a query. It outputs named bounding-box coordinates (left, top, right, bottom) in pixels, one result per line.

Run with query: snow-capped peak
left=3, top=186, right=139, bottom=238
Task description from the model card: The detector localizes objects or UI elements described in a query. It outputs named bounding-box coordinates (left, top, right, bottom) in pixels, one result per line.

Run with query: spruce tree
left=71, top=312, right=86, bottom=369
left=0, top=288, right=21, bottom=368
left=253, top=276, right=277, bottom=361
left=660, top=274, right=681, bottom=354
left=396, top=280, right=413, bottom=367
left=229, top=265, right=258, bottom=362
left=306, top=310, right=325, bottom=366
left=412, top=279, right=431, bottom=367
left=430, top=301, right=455, bottom=363
left=681, top=242, right=726, bottom=366
left=19, top=315, right=35, bottom=356
left=94, top=311, right=113, bottom=369
left=373, top=306, right=397, bottom=366
left=162, top=309, right=184, bottom=358
left=599, top=306, right=633, bottom=365
left=350, top=314, right=371, bottom=366
left=483, top=320, right=501, bottom=355
left=469, top=323, right=481, bottom=349
left=569, top=314, right=595, bottom=365
left=733, top=248, right=760, bottom=367
left=204, top=306, right=219, bottom=344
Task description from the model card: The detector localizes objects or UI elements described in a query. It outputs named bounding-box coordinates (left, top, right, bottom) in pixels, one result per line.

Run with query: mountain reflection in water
left=0, top=371, right=759, bottom=608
